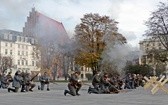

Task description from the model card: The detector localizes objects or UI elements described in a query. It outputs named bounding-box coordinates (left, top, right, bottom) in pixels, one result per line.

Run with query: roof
left=23, top=8, right=70, bottom=45
left=0, top=29, right=22, bottom=36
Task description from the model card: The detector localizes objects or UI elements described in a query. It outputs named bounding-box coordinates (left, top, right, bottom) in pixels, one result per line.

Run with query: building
left=0, top=8, right=92, bottom=80
left=23, top=8, right=69, bottom=45
left=139, top=37, right=165, bottom=65
left=0, top=29, right=40, bottom=75
left=22, top=8, right=71, bottom=78
left=139, top=37, right=168, bottom=76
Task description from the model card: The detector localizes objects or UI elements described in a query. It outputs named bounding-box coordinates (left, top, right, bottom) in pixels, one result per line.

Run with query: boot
left=8, top=88, right=10, bottom=92
left=64, top=90, right=69, bottom=96
left=88, top=87, right=92, bottom=94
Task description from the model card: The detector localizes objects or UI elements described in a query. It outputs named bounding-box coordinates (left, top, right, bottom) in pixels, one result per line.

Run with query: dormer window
left=18, top=36, right=21, bottom=41
left=4, top=34, right=8, bottom=39
left=22, top=37, right=25, bottom=42
left=9, top=34, right=12, bottom=40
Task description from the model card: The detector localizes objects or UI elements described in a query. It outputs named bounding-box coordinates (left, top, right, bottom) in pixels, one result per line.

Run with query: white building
left=139, top=37, right=165, bottom=65
left=139, top=37, right=168, bottom=76
left=0, top=29, right=40, bottom=75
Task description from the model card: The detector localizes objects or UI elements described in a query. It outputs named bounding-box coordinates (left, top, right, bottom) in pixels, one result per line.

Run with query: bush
left=124, top=64, right=153, bottom=76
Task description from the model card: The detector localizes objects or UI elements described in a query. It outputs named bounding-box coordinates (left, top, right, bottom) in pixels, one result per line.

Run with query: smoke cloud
left=102, top=41, right=142, bottom=74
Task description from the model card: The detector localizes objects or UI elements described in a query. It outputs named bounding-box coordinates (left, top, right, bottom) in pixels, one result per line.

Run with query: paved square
left=0, top=83, right=167, bottom=105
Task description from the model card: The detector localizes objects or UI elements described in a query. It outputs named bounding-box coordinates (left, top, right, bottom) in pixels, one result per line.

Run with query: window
left=10, top=50, right=12, bottom=55
left=25, top=38, right=27, bottom=42
left=26, top=60, right=28, bottom=65
left=18, top=60, right=20, bottom=65
left=26, top=46, right=28, bottom=50
left=32, top=61, right=34, bottom=66
left=19, top=37, right=21, bottom=41
left=31, top=39, right=35, bottom=44
left=10, top=43, right=12, bottom=47
left=9, top=34, right=12, bottom=40
left=22, top=45, right=24, bottom=49
left=22, top=60, right=24, bottom=65
left=23, top=37, right=25, bottom=42
left=4, top=34, right=8, bottom=39
left=18, top=44, right=20, bottom=48
left=5, top=49, right=8, bottom=55
left=18, top=51, right=20, bottom=55
left=26, top=51, right=28, bottom=56
left=22, top=51, right=24, bottom=55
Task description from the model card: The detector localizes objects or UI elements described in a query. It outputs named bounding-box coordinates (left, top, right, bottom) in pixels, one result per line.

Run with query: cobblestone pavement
left=0, top=83, right=167, bottom=105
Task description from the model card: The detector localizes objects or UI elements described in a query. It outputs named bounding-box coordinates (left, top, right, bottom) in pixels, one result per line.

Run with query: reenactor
left=25, top=73, right=36, bottom=92
left=124, top=73, right=132, bottom=89
left=6, top=72, right=13, bottom=83
left=88, top=71, right=101, bottom=94
left=64, top=71, right=82, bottom=96
left=100, top=73, right=119, bottom=94
left=1, top=73, right=10, bottom=89
left=8, top=70, right=23, bottom=92
left=20, top=71, right=27, bottom=92
left=39, top=72, right=50, bottom=91
left=0, top=72, right=2, bottom=88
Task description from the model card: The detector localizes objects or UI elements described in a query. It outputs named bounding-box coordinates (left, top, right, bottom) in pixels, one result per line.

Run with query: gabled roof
left=23, top=8, right=70, bottom=45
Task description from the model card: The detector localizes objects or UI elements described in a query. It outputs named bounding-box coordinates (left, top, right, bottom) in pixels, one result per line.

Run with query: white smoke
left=102, top=41, right=142, bottom=73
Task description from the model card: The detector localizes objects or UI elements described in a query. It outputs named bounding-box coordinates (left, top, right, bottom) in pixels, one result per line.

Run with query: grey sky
left=0, top=0, right=167, bottom=47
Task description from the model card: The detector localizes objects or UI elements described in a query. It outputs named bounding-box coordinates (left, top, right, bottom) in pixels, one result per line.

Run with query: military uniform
left=39, top=72, right=50, bottom=91
left=88, top=72, right=101, bottom=94
left=8, top=71, right=23, bottom=92
left=1, top=74, right=10, bottom=89
left=99, top=73, right=119, bottom=94
left=25, top=73, right=36, bottom=92
left=64, top=72, right=82, bottom=96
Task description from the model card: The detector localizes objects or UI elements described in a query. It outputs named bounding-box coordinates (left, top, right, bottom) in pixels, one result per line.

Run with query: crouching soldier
left=1, top=73, right=10, bottom=89
left=39, top=72, right=50, bottom=91
left=64, top=71, right=82, bottom=96
left=88, top=71, right=101, bottom=94
left=8, top=71, right=23, bottom=92
left=25, top=73, right=36, bottom=92
left=100, top=73, right=119, bottom=94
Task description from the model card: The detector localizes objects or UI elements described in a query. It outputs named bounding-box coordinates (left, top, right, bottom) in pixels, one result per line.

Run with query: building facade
left=139, top=37, right=168, bottom=76
left=139, top=37, right=165, bottom=65
left=0, top=29, right=40, bottom=75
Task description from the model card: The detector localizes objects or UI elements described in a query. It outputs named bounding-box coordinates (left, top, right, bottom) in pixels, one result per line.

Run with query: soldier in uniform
left=88, top=71, right=101, bottom=94
left=8, top=70, right=23, bottom=92
left=100, top=73, right=119, bottom=94
left=25, top=73, right=36, bottom=92
left=6, top=72, right=13, bottom=83
left=39, top=72, right=50, bottom=91
left=20, top=71, right=27, bottom=92
left=1, top=73, right=10, bottom=89
left=64, top=71, right=82, bottom=96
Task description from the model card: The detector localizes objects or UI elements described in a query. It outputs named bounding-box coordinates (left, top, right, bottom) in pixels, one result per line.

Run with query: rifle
left=30, top=73, right=39, bottom=81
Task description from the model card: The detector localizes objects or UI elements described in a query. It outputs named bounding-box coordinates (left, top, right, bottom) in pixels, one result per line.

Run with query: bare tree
left=145, top=2, right=168, bottom=50
left=0, top=55, right=12, bottom=73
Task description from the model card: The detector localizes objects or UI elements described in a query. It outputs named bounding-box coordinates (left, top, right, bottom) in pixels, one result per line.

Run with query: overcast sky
left=0, top=0, right=167, bottom=47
